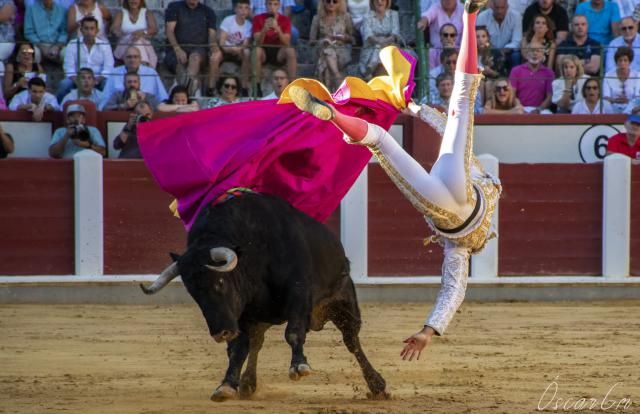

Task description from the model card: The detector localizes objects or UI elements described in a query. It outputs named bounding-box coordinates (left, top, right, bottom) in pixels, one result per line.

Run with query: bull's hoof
left=288, top=363, right=312, bottom=381
left=238, top=381, right=256, bottom=399
left=367, top=390, right=392, bottom=400
left=210, top=384, right=238, bottom=402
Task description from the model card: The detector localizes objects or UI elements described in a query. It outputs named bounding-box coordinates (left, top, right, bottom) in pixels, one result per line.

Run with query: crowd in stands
left=1, top=0, right=640, bottom=160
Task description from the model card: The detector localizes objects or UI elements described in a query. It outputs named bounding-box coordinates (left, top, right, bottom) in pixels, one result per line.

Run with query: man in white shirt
left=261, top=68, right=289, bottom=99
left=9, top=77, right=60, bottom=121
left=477, top=0, right=522, bottom=69
left=606, top=15, right=640, bottom=73
left=61, top=67, right=105, bottom=106
left=57, top=16, right=114, bottom=102
left=102, top=46, right=169, bottom=102
left=209, top=0, right=252, bottom=96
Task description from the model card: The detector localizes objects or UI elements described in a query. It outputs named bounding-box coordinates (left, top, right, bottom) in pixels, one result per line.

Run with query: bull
left=140, top=192, right=388, bottom=401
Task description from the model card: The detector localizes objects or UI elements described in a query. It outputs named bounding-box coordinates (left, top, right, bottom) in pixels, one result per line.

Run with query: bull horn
left=140, top=262, right=180, bottom=295
left=205, top=247, right=238, bottom=272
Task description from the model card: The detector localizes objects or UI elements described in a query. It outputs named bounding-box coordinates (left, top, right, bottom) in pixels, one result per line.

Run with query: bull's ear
left=169, top=252, right=181, bottom=262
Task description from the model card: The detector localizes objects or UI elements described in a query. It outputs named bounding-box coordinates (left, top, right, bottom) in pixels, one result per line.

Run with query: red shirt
left=252, top=13, right=291, bottom=45
left=607, top=132, right=640, bottom=159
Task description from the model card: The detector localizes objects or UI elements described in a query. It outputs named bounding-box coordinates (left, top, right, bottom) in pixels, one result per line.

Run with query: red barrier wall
left=499, top=164, right=603, bottom=275
left=0, top=160, right=74, bottom=275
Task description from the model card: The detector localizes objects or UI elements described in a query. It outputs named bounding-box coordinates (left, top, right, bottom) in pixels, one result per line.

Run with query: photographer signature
left=538, top=376, right=633, bottom=411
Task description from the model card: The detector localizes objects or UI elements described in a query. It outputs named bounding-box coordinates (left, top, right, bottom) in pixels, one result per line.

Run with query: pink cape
left=138, top=97, right=400, bottom=230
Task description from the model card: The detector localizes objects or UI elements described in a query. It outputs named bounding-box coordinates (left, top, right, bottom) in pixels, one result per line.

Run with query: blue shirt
left=24, top=0, right=68, bottom=44
left=575, top=1, right=621, bottom=45
left=50, top=126, right=105, bottom=159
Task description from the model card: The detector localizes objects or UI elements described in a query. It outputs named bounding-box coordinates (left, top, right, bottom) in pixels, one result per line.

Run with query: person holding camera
left=101, top=71, right=159, bottom=111
left=113, top=101, right=153, bottom=158
left=49, top=104, right=106, bottom=159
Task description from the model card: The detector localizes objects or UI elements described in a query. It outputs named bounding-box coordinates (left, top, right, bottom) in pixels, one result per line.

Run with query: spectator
left=359, top=0, right=400, bottom=78
left=3, top=42, right=45, bottom=102
left=428, top=47, right=457, bottom=100
left=522, top=0, right=569, bottom=44
left=0, top=0, right=16, bottom=61
left=572, top=76, right=615, bottom=113
left=574, top=0, right=620, bottom=45
left=429, top=72, right=453, bottom=109
left=522, top=14, right=557, bottom=69
left=9, top=77, right=59, bottom=121
left=261, top=67, right=290, bottom=99
left=429, top=23, right=457, bottom=69
left=310, top=0, right=354, bottom=90
left=58, top=16, right=113, bottom=102
left=552, top=54, right=588, bottom=113
left=113, top=101, right=152, bottom=158
left=477, top=0, right=522, bottom=71
left=251, top=0, right=300, bottom=45
left=111, top=0, right=158, bottom=68
left=0, top=123, right=15, bottom=158
left=606, top=111, right=640, bottom=161
left=603, top=46, right=640, bottom=113
left=102, top=46, right=168, bottom=102
left=102, top=71, right=159, bottom=110
left=61, top=67, right=105, bottom=106
left=509, top=47, right=554, bottom=113
left=209, top=0, right=252, bottom=96
left=477, top=25, right=501, bottom=80
left=23, top=0, right=67, bottom=64
left=253, top=0, right=297, bottom=90
left=483, top=78, right=525, bottom=113
left=157, top=84, right=199, bottom=112
left=556, top=14, right=602, bottom=76
left=164, top=0, right=220, bottom=97
left=417, top=0, right=462, bottom=49
left=605, top=16, right=640, bottom=73
left=347, top=0, right=369, bottom=40
left=49, top=103, right=105, bottom=158
left=67, top=0, right=111, bottom=39
left=205, top=75, right=242, bottom=108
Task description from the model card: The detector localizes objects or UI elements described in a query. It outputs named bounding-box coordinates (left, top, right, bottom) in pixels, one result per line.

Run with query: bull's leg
left=284, top=291, right=312, bottom=381
left=211, top=331, right=250, bottom=402
left=328, top=282, right=390, bottom=400
left=239, top=323, right=270, bottom=399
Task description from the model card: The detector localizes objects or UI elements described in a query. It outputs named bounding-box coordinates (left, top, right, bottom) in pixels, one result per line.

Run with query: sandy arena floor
left=1, top=301, right=639, bottom=414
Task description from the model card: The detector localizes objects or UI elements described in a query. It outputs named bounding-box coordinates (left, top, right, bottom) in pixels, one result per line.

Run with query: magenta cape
left=137, top=97, right=400, bottom=230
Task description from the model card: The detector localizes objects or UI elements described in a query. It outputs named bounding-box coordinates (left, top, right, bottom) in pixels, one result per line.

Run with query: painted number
left=593, top=135, right=609, bottom=159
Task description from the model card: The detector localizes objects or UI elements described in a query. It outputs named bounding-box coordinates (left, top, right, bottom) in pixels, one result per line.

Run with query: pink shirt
left=421, top=1, right=463, bottom=48
left=509, top=63, right=554, bottom=107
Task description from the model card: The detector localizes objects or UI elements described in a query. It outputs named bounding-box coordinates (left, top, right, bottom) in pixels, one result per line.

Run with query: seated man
left=252, top=0, right=297, bottom=93
left=164, top=0, right=221, bottom=96
left=250, top=0, right=299, bottom=44
left=9, top=77, right=60, bottom=121
left=102, top=46, right=168, bottom=103
left=209, top=0, right=252, bottom=96
left=24, top=0, right=68, bottom=64
left=509, top=47, right=554, bottom=113
left=606, top=111, right=640, bottom=162
left=101, top=71, right=159, bottom=111
left=113, top=101, right=153, bottom=159
left=261, top=67, right=289, bottom=99
left=429, top=72, right=453, bottom=110
left=556, top=14, right=601, bottom=76
left=605, top=16, right=640, bottom=73
left=58, top=16, right=114, bottom=102
left=61, top=67, right=105, bottom=106
left=49, top=103, right=106, bottom=159
left=0, top=123, right=15, bottom=159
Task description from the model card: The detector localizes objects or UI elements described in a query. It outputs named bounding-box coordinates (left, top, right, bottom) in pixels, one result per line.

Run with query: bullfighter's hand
left=400, top=326, right=434, bottom=361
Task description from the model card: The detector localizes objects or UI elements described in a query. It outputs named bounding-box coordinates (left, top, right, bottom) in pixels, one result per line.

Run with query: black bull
left=140, top=193, right=389, bottom=401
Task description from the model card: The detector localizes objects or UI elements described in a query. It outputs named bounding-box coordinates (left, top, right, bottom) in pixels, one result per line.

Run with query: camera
left=136, top=115, right=151, bottom=124
left=70, top=123, right=90, bottom=141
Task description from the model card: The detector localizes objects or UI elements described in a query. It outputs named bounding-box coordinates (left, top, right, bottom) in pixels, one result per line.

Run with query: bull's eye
left=214, top=277, right=224, bottom=292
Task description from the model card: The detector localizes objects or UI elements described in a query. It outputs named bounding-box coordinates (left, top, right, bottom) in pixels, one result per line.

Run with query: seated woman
left=602, top=46, right=640, bottom=114
left=3, top=42, right=45, bottom=102
left=111, top=0, right=158, bottom=68
left=476, top=25, right=500, bottom=105
left=67, top=0, right=111, bottom=39
left=552, top=54, right=588, bottom=113
left=571, top=77, right=615, bottom=114
left=521, top=14, right=556, bottom=69
left=157, top=85, right=200, bottom=113
left=205, top=75, right=242, bottom=108
left=359, top=0, right=400, bottom=78
left=309, top=0, right=354, bottom=91
left=483, top=78, right=524, bottom=114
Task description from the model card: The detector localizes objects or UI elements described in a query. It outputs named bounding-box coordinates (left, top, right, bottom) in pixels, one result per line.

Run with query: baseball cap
left=66, top=104, right=86, bottom=115
left=628, top=113, right=640, bottom=124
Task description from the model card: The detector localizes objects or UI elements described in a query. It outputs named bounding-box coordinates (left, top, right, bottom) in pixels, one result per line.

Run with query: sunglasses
left=495, top=85, right=509, bottom=91
left=621, top=26, right=635, bottom=31
left=21, top=49, right=35, bottom=54
left=324, top=0, right=338, bottom=4
left=441, top=32, right=457, bottom=38
left=223, top=83, right=238, bottom=90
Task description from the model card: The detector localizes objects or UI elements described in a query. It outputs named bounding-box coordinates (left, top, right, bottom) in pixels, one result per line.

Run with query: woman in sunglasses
left=309, top=0, right=354, bottom=90
left=206, top=75, right=242, bottom=108
left=3, top=41, right=45, bottom=102
left=483, top=78, right=523, bottom=114
left=571, top=77, right=615, bottom=114
left=288, top=0, right=501, bottom=360
left=359, top=0, right=400, bottom=78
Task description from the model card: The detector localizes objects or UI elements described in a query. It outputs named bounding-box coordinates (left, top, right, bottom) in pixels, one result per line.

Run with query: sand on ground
left=1, top=301, right=639, bottom=414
